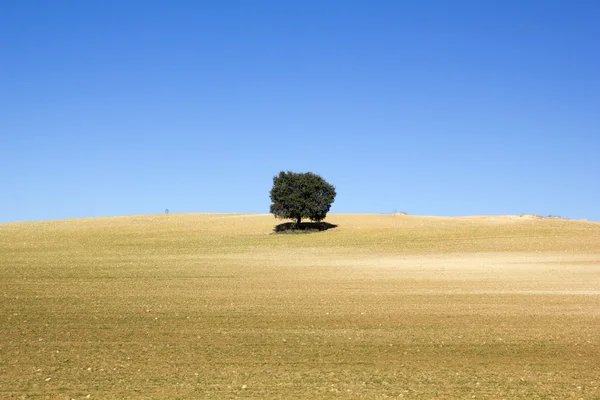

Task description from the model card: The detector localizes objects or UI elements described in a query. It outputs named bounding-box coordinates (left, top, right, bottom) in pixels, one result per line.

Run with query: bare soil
left=1, top=214, right=599, bottom=399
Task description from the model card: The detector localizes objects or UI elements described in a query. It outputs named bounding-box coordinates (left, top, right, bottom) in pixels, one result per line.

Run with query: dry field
left=1, top=214, right=599, bottom=399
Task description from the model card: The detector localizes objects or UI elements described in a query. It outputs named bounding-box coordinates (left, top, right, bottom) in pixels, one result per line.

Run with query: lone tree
left=269, top=171, right=336, bottom=225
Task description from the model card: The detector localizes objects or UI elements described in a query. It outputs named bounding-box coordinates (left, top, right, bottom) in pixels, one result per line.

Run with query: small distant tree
left=269, top=171, right=336, bottom=225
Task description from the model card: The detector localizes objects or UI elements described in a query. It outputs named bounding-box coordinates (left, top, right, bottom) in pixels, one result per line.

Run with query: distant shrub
left=520, top=213, right=543, bottom=219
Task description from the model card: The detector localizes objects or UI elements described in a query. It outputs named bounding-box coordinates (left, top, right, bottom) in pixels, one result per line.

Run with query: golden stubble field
left=1, top=213, right=599, bottom=399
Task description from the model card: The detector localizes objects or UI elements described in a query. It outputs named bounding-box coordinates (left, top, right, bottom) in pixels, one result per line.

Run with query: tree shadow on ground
left=273, top=222, right=338, bottom=234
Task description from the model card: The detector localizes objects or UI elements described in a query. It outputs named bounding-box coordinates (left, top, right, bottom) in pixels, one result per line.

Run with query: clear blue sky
left=1, top=0, right=599, bottom=223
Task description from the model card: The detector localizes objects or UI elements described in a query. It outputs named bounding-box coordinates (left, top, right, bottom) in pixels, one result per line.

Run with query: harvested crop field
left=1, top=214, right=599, bottom=399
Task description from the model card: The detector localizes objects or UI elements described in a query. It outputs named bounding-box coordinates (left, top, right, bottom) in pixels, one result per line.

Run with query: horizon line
left=1, top=212, right=597, bottom=225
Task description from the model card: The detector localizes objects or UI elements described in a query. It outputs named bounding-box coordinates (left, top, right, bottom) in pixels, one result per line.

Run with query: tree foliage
left=269, top=171, right=336, bottom=225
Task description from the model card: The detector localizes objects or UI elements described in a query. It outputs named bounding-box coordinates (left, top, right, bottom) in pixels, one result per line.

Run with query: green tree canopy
left=269, top=171, right=336, bottom=225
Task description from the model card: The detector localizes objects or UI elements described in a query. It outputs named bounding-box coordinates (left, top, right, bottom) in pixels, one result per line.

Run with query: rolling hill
left=1, top=214, right=599, bottom=399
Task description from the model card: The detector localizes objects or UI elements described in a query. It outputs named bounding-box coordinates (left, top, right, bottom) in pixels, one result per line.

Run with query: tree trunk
left=296, top=217, right=301, bottom=226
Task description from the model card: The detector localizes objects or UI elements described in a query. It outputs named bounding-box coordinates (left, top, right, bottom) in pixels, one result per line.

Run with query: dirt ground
left=0, top=214, right=599, bottom=399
